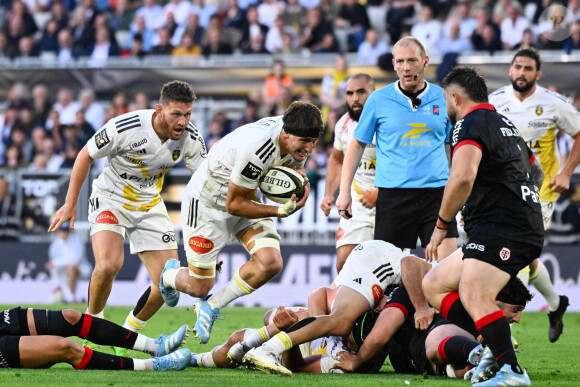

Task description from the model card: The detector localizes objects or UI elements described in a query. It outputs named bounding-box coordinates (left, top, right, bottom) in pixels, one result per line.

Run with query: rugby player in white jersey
left=159, top=101, right=323, bottom=344
left=49, top=81, right=207, bottom=354
left=489, top=48, right=580, bottom=342
left=321, top=73, right=378, bottom=273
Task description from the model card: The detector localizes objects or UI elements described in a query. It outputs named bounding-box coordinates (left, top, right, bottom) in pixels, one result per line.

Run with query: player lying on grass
left=0, top=307, right=190, bottom=371
left=242, top=240, right=435, bottom=375
left=334, top=277, right=531, bottom=380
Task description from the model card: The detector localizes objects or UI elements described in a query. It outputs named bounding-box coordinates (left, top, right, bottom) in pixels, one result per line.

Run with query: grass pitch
left=0, top=303, right=578, bottom=386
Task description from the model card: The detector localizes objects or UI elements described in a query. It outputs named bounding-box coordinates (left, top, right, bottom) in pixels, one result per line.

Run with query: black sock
left=440, top=292, right=478, bottom=337
left=75, top=347, right=135, bottom=370
left=438, top=335, right=480, bottom=368
left=133, top=286, right=152, bottom=316
left=76, top=314, right=139, bottom=348
left=476, top=310, right=521, bottom=374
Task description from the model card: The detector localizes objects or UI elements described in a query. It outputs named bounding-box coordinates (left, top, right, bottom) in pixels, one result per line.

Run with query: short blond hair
left=392, top=36, right=426, bottom=59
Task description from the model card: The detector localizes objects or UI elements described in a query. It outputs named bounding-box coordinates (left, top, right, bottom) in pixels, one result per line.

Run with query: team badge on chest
left=172, top=149, right=181, bottom=161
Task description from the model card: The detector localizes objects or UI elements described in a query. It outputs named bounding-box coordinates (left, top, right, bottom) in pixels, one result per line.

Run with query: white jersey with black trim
left=299, top=335, right=347, bottom=358
left=188, top=116, right=304, bottom=211
left=490, top=85, right=580, bottom=202
left=333, top=112, right=376, bottom=210
left=87, top=109, right=207, bottom=211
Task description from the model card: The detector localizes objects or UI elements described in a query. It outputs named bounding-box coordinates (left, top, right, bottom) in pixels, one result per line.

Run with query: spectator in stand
left=202, top=28, right=233, bottom=57
left=9, top=126, right=33, bottom=162
left=73, top=110, right=95, bottom=142
left=280, top=0, right=307, bottom=31
left=472, top=22, right=503, bottom=53
left=38, top=19, right=61, bottom=56
left=59, top=138, right=81, bottom=169
left=109, top=90, right=129, bottom=117
left=335, top=0, right=370, bottom=51
left=135, top=0, right=164, bottom=31
left=233, top=99, right=260, bottom=129
left=439, top=21, right=473, bottom=55
left=18, top=108, right=35, bottom=134
left=162, top=0, right=192, bottom=27
left=29, top=152, right=50, bottom=172
left=1, top=108, right=19, bottom=149
left=204, top=117, right=227, bottom=150
left=319, top=0, right=340, bottom=26
left=357, top=29, right=388, bottom=65
left=564, top=21, right=580, bottom=54
left=173, top=13, right=205, bottom=47
left=5, top=17, right=26, bottom=58
left=242, top=32, right=269, bottom=54
left=69, top=6, right=96, bottom=57
left=513, top=28, right=537, bottom=50
left=157, top=11, right=179, bottom=42
left=320, top=54, right=348, bottom=123
left=108, top=0, right=134, bottom=33
left=31, top=84, right=52, bottom=127
left=386, top=0, right=417, bottom=43
left=257, top=0, right=283, bottom=28
left=500, top=3, right=530, bottom=50
left=411, top=5, right=442, bottom=55
left=444, top=1, right=477, bottom=39
left=0, top=176, right=20, bottom=240
left=2, top=144, right=28, bottom=170
left=15, top=35, right=38, bottom=58
left=30, top=126, right=47, bottom=159
left=173, top=33, right=202, bottom=55
left=262, top=59, right=293, bottom=112
left=50, top=0, right=70, bottom=31
left=22, top=0, right=50, bottom=13
left=239, top=4, right=269, bottom=52
left=265, top=16, right=296, bottom=53
left=300, top=7, right=339, bottom=53
left=130, top=92, right=151, bottom=111
left=79, top=88, right=105, bottom=132
left=8, top=0, right=38, bottom=37
left=7, top=83, right=29, bottom=110
left=126, top=15, right=154, bottom=53
left=270, top=86, right=294, bottom=116
left=87, top=26, right=120, bottom=67
left=51, top=88, right=81, bottom=127
left=46, top=222, right=86, bottom=303
left=42, top=137, right=64, bottom=172
left=57, top=28, right=76, bottom=64
left=225, top=0, right=246, bottom=30
left=150, top=27, right=174, bottom=55
left=299, top=0, right=320, bottom=10
left=275, top=30, right=301, bottom=54
left=0, top=31, right=9, bottom=58
left=128, top=33, right=147, bottom=58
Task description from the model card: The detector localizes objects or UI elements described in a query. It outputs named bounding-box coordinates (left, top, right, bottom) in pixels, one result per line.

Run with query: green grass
left=0, top=304, right=578, bottom=386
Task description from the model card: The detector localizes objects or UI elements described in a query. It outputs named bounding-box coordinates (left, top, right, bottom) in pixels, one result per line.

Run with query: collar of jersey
left=465, top=103, right=495, bottom=117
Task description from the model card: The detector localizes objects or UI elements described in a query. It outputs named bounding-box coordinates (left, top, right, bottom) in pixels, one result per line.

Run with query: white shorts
left=541, top=201, right=555, bottom=229
left=181, top=192, right=280, bottom=270
left=88, top=196, right=177, bottom=254
left=334, top=240, right=404, bottom=308
left=336, top=207, right=375, bottom=249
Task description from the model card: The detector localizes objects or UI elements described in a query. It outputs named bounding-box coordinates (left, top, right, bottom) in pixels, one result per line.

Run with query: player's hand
left=48, top=203, right=77, bottom=232
left=320, top=194, right=335, bottom=216
left=273, top=306, right=299, bottom=330
left=549, top=172, right=570, bottom=193
left=277, top=183, right=310, bottom=217
left=425, top=227, right=447, bottom=262
left=335, top=191, right=352, bottom=219
left=360, top=189, right=378, bottom=209
left=414, top=306, right=435, bottom=330
left=290, top=166, right=309, bottom=184
left=333, top=351, right=356, bottom=372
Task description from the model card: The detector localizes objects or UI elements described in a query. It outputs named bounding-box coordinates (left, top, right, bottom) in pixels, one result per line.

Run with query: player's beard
left=511, top=76, right=535, bottom=93
left=347, top=104, right=362, bottom=121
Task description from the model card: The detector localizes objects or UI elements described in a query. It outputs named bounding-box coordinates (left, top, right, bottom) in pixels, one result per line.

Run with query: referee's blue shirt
left=354, top=81, right=452, bottom=189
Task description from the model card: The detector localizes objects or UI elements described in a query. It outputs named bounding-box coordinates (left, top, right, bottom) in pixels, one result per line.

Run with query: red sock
left=440, top=292, right=478, bottom=337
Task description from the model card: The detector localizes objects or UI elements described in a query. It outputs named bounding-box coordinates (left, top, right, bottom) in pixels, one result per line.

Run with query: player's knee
left=61, top=309, right=82, bottom=325
left=185, top=275, right=214, bottom=298
left=254, top=253, right=283, bottom=278
left=327, top=315, right=352, bottom=336
left=425, top=341, right=440, bottom=364
left=94, top=261, right=122, bottom=278
left=55, top=337, right=82, bottom=360
left=225, top=330, right=246, bottom=348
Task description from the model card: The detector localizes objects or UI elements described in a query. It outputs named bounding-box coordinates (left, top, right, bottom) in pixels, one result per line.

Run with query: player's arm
left=401, top=255, right=434, bottom=330
left=335, top=139, right=366, bottom=218
left=551, top=131, right=580, bottom=192
left=48, top=145, right=93, bottom=231
left=426, top=144, right=482, bottom=261
left=321, top=147, right=344, bottom=216
left=530, top=154, right=544, bottom=187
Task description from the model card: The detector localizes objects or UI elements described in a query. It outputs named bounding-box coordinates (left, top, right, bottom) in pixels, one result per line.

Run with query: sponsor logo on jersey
left=528, top=120, right=551, bottom=128
left=400, top=124, right=432, bottom=147
left=189, top=236, right=214, bottom=254
left=521, top=184, right=540, bottom=203
left=119, top=171, right=165, bottom=183
left=172, top=149, right=181, bottom=161
left=465, top=243, right=485, bottom=251
left=130, top=138, right=147, bottom=149
left=336, top=227, right=345, bottom=240
left=535, top=106, right=543, bottom=116
left=3, top=309, right=10, bottom=324
left=94, top=129, right=110, bottom=149
left=162, top=231, right=176, bottom=243
left=241, top=162, right=262, bottom=180
left=452, top=119, right=464, bottom=146
left=499, top=247, right=511, bottom=261
left=371, top=284, right=383, bottom=304
left=96, top=210, right=119, bottom=224
left=433, top=105, right=439, bottom=115
left=123, top=155, right=147, bottom=166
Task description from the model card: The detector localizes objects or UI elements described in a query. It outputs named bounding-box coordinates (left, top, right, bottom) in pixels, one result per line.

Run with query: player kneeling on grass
left=0, top=307, right=190, bottom=371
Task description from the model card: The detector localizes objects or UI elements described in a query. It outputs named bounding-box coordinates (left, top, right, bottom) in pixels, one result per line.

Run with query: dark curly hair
left=159, top=80, right=196, bottom=106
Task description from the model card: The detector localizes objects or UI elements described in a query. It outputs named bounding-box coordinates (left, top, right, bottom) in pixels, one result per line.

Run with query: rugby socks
left=439, top=292, right=478, bottom=337
left=243, top=327, right=271, bottom=347
left=208, top=270, right=256, bottom=310
left=123, top=311, right=147, bottom=333
left=264, top=332, right=293, bottom=355
left=475, top=310, right=522, bottom=374
left=75, top=314, right=139, bottom=349
left=192, top=352, right=216, bottom=367
left=437, top=335, right=480, bottom=368
left=86, top=309, right=104, bottom=319
left=162, top=267, right=186, bottom=289
left=74, top=347, right=150, bottom=370
left=529, top=260, right=560, bottom=311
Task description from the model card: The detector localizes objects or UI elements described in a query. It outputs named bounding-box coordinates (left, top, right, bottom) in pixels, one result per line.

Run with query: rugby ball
left=259, top=166, right=305, bottom=204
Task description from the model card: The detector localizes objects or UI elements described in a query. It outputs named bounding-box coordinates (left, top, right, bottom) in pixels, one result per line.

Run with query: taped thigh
left=236, top=220, right=280, bottom=255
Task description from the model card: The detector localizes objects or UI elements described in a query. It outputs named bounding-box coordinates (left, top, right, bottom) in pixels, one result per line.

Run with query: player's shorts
left=88, top=196, right=177, bottom=254
left=541, top=201, right=555, bottom=229
left=374, top=187, right=458, bottom=249
left=0, top=308, right=25, bottom=368
left=334, top=241, right=404, bottom=308
left=336, top=204, right=375, bottom=248
left=181, top=193, right=280, bottom=271
left=462, top=238, right=542, bottom=278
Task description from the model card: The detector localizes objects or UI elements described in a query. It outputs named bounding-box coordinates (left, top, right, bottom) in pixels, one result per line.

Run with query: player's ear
left=155, top=104, right=163, bottom=116
left=536, top=70, right=542, bottom=81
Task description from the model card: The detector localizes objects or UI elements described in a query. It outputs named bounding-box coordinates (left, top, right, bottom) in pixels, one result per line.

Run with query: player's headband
left=283, top=125, right=322, bottom=139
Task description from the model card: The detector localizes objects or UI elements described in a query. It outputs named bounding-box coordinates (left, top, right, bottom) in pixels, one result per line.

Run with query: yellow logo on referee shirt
left=400, top=124, right=432, bottom=147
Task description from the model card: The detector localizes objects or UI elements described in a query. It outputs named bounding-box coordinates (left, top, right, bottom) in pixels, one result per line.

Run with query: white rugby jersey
left=333, top=112, right=376, bottom=210
left=188, top=116, right=305, bottom=210
left=299, top=335, right=347, bottom=359
left=490, top=85, right=580, bottom=202
left=87, top=109, right=207, bottom=211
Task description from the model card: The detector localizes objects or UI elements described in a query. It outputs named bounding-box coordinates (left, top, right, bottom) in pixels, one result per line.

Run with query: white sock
left=133, top=334, right=158, bottom=356
left=243, top=327, right=270, bottom=348
left=162, top=267, right=186, bottom=289
left=124, top=311, right=146, bottom=333
left=530, top=260, right=560, bottom=311
left=192, top=351, right=216, bottom=367
left=133, top=358, right=154, bottom=370
left=86, top=309, right=104, bottom=318
left=264, top=332, right=293, bottom=356
left=208, top=270, right=255, bottom=309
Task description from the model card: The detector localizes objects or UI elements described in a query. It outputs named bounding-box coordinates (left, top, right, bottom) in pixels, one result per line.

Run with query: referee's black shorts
left=374, top=187, right=458, bottom=249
